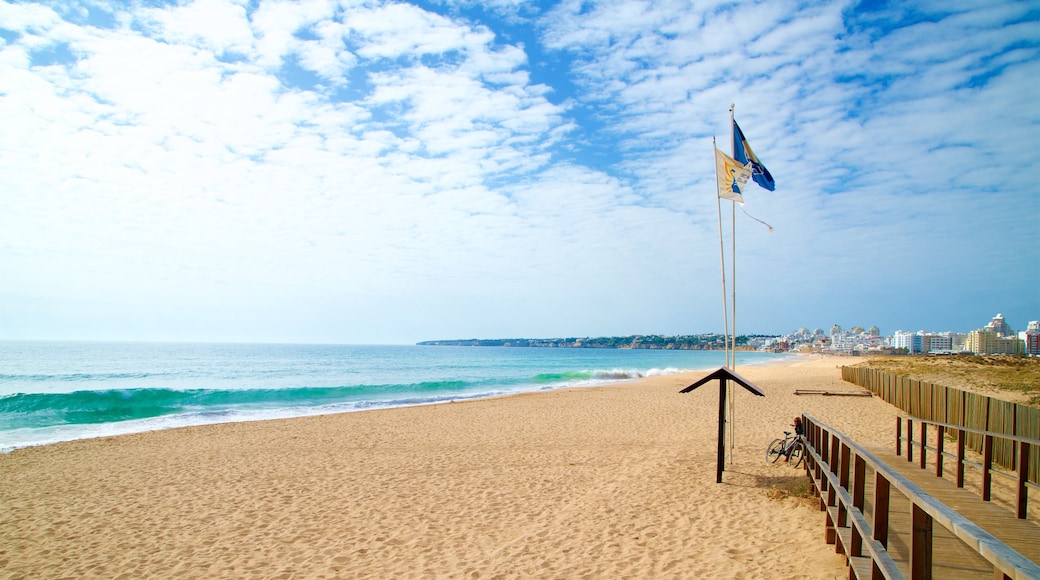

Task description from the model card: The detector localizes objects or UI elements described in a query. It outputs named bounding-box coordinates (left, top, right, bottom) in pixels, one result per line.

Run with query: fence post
left=809, top=420, right=822, bottom=500
left=825, top=440, right=837, bottom=547
left=874, top=472, right=890, bottom=548
left=911, top=503, right=933, bottom=580
left=838, top=443, right=851, bottom=528
left=852, top=455, right=865, bottom=558
left=957, top=430, right=966, bottom=488
left=1018, top=442, right=1030, bottom=519
left=897, top=417, right=903, bottom=456
left=983, top=434, right=994, bottom=501
left=829, top=434, right=840, bottom=509
left=908, top=418, right=914, bottom=463
left=825, top=430, right=832, bottom=468
left=818, top=426, right=829, bottom=511
left=872, top=469, right=891, bottom=580
left=1012, top=403, right=1018, bottom=471
left=936, top=424, right=944, bottom=478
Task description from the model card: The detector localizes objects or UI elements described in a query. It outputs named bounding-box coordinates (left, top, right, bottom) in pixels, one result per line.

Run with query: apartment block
left=966, top=329, right=1024, bottom=355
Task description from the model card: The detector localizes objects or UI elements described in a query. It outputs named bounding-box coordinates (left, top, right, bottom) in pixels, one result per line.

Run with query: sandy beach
left=0, top=355, right=904, bottom=579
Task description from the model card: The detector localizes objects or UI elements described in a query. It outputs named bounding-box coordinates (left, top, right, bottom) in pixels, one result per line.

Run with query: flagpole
left=721, top=105, right=775, bottom=465
left=728, top=104, right=737, bottom=462
left=711, top=134, right=736, bottom=465
left=729, top=104, right=737, bottom=371
left=713, top=136, right=731, bottom=377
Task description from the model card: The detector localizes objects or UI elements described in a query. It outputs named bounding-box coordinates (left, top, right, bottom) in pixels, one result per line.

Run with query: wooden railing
left=800, top=413, right=1040, bottom=580
left=841, top=366, right=1040, bottom=486
left=897, top=415, right=1039, bottom=519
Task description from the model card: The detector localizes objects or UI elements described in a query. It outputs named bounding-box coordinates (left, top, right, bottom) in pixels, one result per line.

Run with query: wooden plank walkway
left=862, top=444, right=1040, bottom=578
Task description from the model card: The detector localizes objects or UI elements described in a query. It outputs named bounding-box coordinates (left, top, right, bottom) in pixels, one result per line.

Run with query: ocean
left=0, top=341, right=789, bottom=452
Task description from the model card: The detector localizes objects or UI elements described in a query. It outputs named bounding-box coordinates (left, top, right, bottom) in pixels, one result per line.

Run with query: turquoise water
left=0, top=341, right=788, bottom=451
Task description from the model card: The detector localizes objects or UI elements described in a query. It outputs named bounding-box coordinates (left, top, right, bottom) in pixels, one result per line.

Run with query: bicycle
left=766, top=429, right=805, bottom=468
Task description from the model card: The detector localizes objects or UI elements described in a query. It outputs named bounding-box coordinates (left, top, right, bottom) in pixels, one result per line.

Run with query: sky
left=1, top=0, right=1038, bottom=345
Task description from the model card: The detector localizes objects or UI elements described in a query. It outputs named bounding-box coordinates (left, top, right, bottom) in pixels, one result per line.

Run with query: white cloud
left=348, top=2, right=486, bottom=59
left=247, top=0, right=338, bottom=68
left=0, top=0, right=1037, bottom=342
left=0, top=0, right=60, bottom=32
left=294, top=19, right=355, bottom=81
left=140, top=0, right=255, bottom=56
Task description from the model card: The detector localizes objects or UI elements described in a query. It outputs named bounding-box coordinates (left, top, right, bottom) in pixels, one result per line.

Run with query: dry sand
left=0, top=355, right=904, bottom=579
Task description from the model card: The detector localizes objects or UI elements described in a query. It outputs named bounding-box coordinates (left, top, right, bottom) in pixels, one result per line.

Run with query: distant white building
left=891, top=331, right=913, bottom=352
left=890, top=330, right=954, bottom=354
left=985, top=313, right=1014, bottom=337
left=825, top=324, right=885, bottom=353
left=830, top=334, right=855, bottom=353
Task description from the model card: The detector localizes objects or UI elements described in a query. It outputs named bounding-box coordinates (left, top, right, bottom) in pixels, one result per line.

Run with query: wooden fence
left=841, top=366, right=1040, bottom=486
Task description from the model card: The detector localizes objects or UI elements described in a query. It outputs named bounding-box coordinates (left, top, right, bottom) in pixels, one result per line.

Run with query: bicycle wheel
left=766, top=439, right=785, bottom=463
left=788, top=441, right=805, bottom=468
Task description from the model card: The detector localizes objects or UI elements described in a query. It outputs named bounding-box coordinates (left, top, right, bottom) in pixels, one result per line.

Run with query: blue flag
left=733, top=121, right=775, bottom=191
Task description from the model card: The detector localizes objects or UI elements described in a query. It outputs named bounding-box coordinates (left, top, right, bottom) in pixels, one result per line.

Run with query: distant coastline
left=416, top=334, right=778, bottom=350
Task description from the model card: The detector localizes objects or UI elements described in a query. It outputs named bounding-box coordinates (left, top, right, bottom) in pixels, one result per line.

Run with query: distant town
left=419, top=313, right=1040, bottom=356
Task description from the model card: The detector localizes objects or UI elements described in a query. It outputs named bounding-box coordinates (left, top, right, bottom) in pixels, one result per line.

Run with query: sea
left=0, top=341, right=790, bottom=452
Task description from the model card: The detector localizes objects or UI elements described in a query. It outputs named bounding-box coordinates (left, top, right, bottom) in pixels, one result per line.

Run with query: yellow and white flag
left=715, top=147, right=752, bottom=203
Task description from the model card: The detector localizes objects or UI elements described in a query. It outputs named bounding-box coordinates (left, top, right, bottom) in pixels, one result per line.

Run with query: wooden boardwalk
left=862, top=445, right=1040, bottom=578
left=801, top=414, right=1040, bottom=579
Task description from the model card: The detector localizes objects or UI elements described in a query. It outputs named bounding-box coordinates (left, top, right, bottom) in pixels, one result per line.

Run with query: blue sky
left=1, top=0, right=1037, bottom=344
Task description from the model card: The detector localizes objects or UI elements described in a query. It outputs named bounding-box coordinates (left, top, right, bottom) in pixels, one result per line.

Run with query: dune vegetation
left=853, top=355, right=1040, bottom=406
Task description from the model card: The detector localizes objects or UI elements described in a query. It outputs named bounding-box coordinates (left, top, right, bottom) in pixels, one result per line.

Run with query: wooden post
left=817, top=427, right=828, bottom=509
left=936, top=424, right=944, bottom=478
left=897, top=417, right=903, bottom=456
left=956, top=430, right=966, bottom=488
left=822, top=429, right=830, bottom=469
left=874, top=472, right=890, bottom=548
left=871, top=471, right=891, bottom=580
left=826, top=433, right=839, bottom=548
left=1017, top=442, right=1030, bottom=519
left=831, top=434, right=840, bottom=475
left=838, top=443, right=851, bottom=528
left=983, top=434, right=994, bottom=501
left=829, top=434, right=840, bottom=510
left=1012, top=403, right=1018, bottom=470
left=852, top=455, right=865, bottom=557
left=827, top=446, right=836, bottom=511
left=716, top=377, right=727, bottom=484
left=908, top=418, right=914, bottom=463
left=911, top=503, right=933, bottom=579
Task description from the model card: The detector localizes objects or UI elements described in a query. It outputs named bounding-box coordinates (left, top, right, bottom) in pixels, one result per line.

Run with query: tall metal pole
left=728, top=104, right=737, bottom=461
left=729, top=103, right=737, bottom=371
left=714, top=137, right=730, bottom=375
